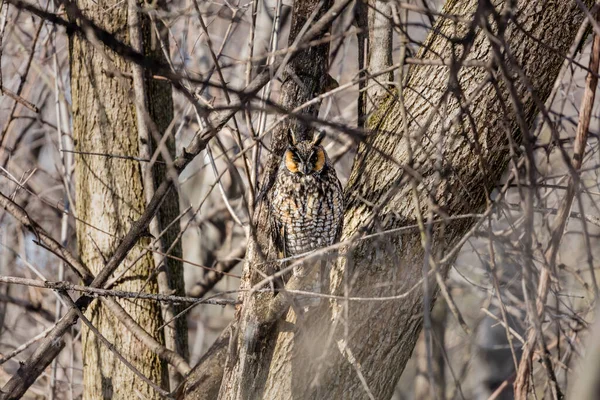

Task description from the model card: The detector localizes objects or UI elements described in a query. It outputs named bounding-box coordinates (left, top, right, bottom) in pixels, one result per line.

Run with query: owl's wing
left=334, top=216, right=344, bottom=244
left=334, top=178, right=345, bottom=243
left=268, top=201, right=287, bottom=258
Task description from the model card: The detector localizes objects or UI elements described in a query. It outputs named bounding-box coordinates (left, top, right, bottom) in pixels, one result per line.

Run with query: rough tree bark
left=205, top=0, right=592, bottom=399
left=70, top=0, right=185, bottom=398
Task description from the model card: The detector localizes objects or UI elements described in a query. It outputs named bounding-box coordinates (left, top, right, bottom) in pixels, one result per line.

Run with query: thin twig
left=0, top=275, right=238, bottom=306
left=0, top=86, right=39, bottom=113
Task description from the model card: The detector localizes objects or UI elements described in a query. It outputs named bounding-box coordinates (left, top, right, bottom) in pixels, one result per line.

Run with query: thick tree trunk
left=214, top=0, right=592, bottom=399
left=70, top=0, right=184, bottom=398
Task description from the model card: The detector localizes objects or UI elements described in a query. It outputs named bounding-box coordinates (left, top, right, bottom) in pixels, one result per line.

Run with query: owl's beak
left=301, top=163, right=310, bottom=175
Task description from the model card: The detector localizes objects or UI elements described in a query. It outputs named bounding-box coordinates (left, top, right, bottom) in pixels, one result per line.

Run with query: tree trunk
left=70, top=0, right=183, bottom=398
left=215, top=0, right=592, bottom=399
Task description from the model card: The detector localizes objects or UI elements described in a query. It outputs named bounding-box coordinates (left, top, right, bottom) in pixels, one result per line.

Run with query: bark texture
left=178, top=327, right=231, bottom=400
left=70, top=0, right=182, bottom=398
left=215, top=0, right=592, bottom=399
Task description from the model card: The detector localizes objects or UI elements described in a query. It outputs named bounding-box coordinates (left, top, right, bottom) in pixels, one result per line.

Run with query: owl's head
left=284, top=130, right=328, bottom=176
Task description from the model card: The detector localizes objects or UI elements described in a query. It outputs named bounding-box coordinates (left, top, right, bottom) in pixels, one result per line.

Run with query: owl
left=269, top=130, right=344, bottom=276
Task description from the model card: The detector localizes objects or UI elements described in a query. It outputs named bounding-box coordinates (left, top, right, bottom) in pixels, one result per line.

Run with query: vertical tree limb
left=69, top=0, right=177, bottom=397
left=128, top=0, right=188, bottom=389
left=357, top=0, right=394, bottom=123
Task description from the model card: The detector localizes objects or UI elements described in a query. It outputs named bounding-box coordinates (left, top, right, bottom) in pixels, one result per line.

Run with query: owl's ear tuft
left=287, top=128, right=297, bottom=146
left=312, top=130, right=326, bottom=147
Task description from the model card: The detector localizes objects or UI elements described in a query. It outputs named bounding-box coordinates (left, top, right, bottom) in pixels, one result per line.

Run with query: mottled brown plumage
left=269, top=130, right=344, bottom=276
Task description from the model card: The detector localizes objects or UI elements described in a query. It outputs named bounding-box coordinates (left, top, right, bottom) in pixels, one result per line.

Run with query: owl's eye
left=311, top=149, right=326, bottom=172
left=285, top=149, right=301, bottom=173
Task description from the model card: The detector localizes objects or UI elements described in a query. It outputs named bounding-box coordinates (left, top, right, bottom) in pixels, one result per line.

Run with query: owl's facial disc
left=285, top=149, right=301, bottom=174
left=310, top=148, right=326, bottom=172
left=285, top=147, right=325, bottom=175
